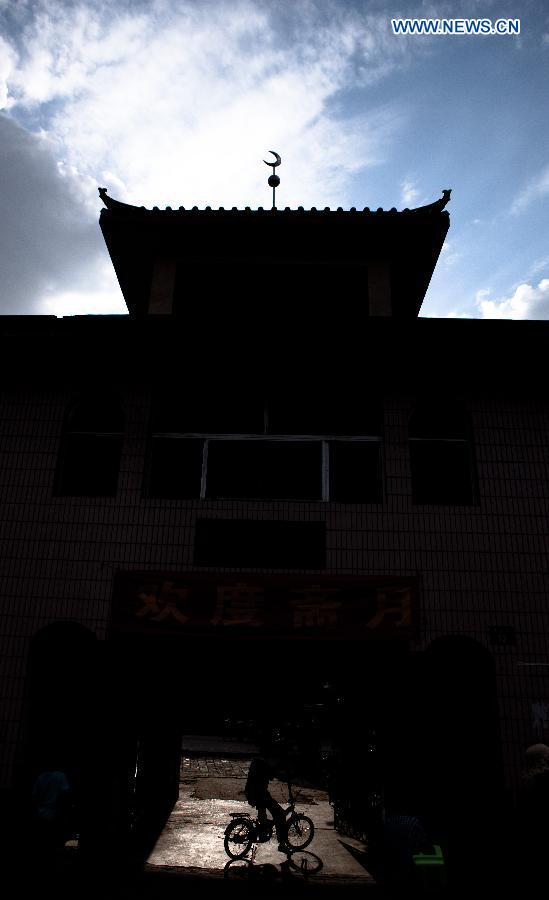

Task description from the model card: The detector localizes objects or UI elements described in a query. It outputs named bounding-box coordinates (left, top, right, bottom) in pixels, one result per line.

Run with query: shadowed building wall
left=0, top=194, right=547, bottom=874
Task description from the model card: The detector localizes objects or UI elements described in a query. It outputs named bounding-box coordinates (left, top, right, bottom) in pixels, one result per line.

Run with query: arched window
left=55, top=396, right=125, bottom=496
left=409, top=398, right=476, bottom=504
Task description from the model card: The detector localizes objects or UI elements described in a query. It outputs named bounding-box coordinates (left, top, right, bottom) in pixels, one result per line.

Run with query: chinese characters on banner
left=114, top=573, right=417, bottom=639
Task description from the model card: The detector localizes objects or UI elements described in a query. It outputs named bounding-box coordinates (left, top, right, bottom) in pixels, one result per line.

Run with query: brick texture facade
left=1, top=315, right=548, bottom=799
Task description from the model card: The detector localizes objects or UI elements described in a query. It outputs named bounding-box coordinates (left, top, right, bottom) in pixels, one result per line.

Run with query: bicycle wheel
left=285, top=814, right=314, bottom=850
left=224, top=818, right=254, bottom=859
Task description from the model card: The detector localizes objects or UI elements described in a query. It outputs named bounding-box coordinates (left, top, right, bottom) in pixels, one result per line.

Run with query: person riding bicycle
left=245, top=747, right=287, bottom=852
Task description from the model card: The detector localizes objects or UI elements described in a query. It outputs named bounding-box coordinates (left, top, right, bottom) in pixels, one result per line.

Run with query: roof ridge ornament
left=263, top=150, right=281, bottom=209
left=425, top=189, right=451, bottom=211
left=436, top=188, right=451, bottom=210
left=406, top=189, right=452, bottom=215
left=98, top=187, right=135, bottom=211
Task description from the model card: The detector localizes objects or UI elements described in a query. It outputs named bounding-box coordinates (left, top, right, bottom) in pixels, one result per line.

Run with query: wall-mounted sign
left=112, top=573, right=418, bottom=640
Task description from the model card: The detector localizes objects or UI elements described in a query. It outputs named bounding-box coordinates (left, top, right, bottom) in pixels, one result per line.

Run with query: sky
left=0, top=0, right=548, bottom=319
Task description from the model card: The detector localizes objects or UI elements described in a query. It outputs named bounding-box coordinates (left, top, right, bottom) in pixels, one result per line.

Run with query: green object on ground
left=413, top=844, right=444, bottom=866
left=412, top=844, right=446, bottom=888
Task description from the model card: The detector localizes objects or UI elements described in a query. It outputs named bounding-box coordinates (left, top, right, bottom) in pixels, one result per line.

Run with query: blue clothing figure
left=32, top=769, right=72, bottom=856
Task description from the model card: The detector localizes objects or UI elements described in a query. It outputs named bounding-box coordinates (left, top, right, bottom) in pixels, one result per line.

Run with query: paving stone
left=146, top=779, right=374, bottom=885
left=181, top=756, right=251, bottom=779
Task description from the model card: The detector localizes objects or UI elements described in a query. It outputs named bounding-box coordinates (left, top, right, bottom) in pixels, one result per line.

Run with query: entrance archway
left=107, top=571, right=418, bottom=868
left=111, top=629, right=410, bottom=863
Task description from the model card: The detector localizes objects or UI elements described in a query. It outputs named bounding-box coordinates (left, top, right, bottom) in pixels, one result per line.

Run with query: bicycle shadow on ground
left=224, top=849, right=323, bottom=882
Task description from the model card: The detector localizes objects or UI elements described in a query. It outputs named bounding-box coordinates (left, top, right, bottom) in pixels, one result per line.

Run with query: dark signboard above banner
left=112, top=573, right=418, bottom=640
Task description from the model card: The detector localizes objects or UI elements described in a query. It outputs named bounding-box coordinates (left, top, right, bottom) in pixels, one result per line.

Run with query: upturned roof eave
left=98, top=187, right=452, bottom=219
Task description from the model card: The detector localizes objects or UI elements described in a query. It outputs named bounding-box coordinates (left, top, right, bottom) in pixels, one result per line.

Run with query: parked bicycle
left=224, top=783, right=314, bottom=859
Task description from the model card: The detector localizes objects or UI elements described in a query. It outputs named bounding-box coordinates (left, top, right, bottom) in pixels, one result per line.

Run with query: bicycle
left=224, top=783, right=314, bottom=859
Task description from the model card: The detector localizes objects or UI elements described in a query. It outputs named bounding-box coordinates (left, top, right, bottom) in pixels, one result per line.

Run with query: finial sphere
left=268, top=174, right=280, bottom=188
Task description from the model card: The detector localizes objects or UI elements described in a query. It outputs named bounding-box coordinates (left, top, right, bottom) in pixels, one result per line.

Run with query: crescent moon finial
left=263, top=150, right=281, bottom=208
left=263, top=150, right=281, bottom=167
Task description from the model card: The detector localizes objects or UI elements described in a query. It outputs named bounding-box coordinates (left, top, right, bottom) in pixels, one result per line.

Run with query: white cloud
left=6, top=3, right=149, bottom=107
left=0, top=113, right=120, bottom=313
left=440, top=240, right=460, bottom=268
left=3, top=0, right=407, bottom=211
left=41, top=264, right=126, bottom=317
left=0, top=35, right=16, bottom=108
left=511, top=164, right=549, bottom=214
left=400, top=179, right=421, bottom=207
left=0, top=0, right=418, bottom=314
left=477, top=279, right=549, bottom=320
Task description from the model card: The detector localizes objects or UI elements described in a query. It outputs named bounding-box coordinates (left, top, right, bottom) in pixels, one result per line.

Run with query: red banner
left=112, top=572, right=418, bottom=640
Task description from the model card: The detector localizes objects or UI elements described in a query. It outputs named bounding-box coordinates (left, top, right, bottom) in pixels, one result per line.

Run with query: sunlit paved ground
left=145, top=754, right=376, bottom=885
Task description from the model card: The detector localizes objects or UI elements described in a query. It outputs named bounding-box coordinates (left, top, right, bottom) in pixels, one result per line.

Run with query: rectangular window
left=205, top=440, right=322, bottom=500
left=146, top=394, right=383, bottom=503
left=329, top=441, right=382, bottom=502
left=194, top=519, right=326, bottom=568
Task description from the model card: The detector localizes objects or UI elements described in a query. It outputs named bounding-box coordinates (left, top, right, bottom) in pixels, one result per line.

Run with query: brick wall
left=1, top=320, right=548, bottom=795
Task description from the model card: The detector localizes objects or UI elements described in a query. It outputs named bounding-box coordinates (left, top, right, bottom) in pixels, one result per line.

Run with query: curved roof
left=98, top=186, right=451, bottom=217
left=98, top=186, right=451, bottom=320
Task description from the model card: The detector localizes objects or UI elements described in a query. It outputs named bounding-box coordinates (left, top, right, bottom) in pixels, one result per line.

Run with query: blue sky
left=1, top=0, right=548, bottom=318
